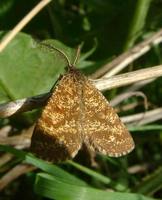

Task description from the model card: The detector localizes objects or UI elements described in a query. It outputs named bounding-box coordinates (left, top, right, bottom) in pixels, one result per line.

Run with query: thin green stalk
left=123, top=0, right=152, bottom=50
left=67, top=160, right=111, bottom=184
left=128, top=125, right=162, bottom=132
left=67, top=160, right=126, bottom=191
left=133, top=167, right=162, bottom=196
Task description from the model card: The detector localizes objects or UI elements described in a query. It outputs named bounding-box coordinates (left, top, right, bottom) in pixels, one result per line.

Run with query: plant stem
left=123, top=0, right=152, bottom=50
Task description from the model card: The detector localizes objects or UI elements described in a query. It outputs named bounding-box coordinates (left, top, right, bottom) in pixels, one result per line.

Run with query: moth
left=31, top=44, right=135, bottom=162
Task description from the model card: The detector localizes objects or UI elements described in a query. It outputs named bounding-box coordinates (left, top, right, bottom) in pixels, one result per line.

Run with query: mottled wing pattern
left=82, top=79, right=135, bottom=157
left=31, top=72, right=83, bottom=162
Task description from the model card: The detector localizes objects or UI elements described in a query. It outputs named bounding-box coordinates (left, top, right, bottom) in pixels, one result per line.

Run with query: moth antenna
left=39, top=42, right=72, bottom=68
left=73, top=45, right=81, bottom=66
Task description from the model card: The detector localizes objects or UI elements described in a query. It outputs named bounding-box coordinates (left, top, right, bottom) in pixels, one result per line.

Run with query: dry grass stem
left=115, top=102, right=140, bottom=113
left=94, top=65, right=162, bottom=91
left=0, top=126, right=34, bottom=149
left=121, top=108, right=162, bottom=125
left=0, top=108, right=161, bottom=151
left=0, top=126, right=12, bottom=137
left=0, top=153, right=14, bottom=167
left=124, top=79, right=155, bottom=92
left=0, top=65, right=162, bottom=118
left=110, top=91, right=148, bottom=108
left=91, top=28, right=162, bottom=78
left=128, top=164, right=149, bottom=174
left=0, top=164, right=36, bottom=191
left=0, top=134, right=31, bottom=149
left=0, top=0, right=52, bottom=52
left=0, top=93, right=50, bottom=118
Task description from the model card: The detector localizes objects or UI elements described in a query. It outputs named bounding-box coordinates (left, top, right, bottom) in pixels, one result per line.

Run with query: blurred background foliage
left=0, top=0, right=162, bottom=200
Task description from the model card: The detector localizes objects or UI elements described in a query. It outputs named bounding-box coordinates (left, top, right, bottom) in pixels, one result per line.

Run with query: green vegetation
left=0, top=1, right=162, bottom=200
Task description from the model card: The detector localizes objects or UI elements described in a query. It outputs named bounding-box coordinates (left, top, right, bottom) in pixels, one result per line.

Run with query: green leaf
left=0, top=32, right=75, bottom=103
left=25, top=154, right=86, bottom=186
left=35, top=172, right=155, bottom=200
left=0, top=145, right=86, bottom=186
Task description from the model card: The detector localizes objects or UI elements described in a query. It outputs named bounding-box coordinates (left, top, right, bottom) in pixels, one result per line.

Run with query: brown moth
left=30, top=44, right=135, bottom=162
